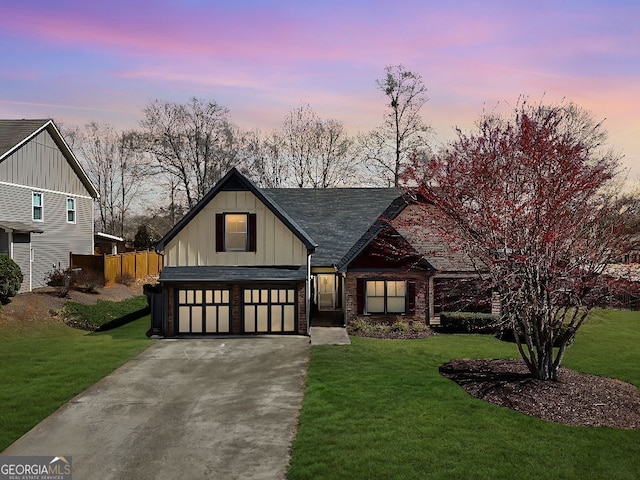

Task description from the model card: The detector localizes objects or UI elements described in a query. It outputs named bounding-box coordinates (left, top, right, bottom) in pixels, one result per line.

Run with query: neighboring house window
left=215, top=213, right=257, bottom=252
left=365, top=280, right=406, bottom=314
left=67, top=198, right=76, bottom=223
left=32, top=192, right=43, bottom=221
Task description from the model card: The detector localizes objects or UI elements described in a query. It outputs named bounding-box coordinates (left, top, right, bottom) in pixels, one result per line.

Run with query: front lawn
left=0, top=312, right=154, bottom=451
left=289, top=309, right=640, bottom=480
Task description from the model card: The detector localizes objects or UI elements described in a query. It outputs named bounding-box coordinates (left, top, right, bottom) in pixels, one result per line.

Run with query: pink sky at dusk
left=1, top=0, right=639, bottom=179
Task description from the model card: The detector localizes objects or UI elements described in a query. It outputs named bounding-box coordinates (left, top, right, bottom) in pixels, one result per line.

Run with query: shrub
left=74, top=269, right=105, bottom=293
left=44, top=267, right=76, bottom=297
left=117, top=273, right=134, bottom=287
left=348, top=317, right=431, bottom=339
left=436, top=312, right=499, bottom=334
left=0, top=254, right=23, bottom=304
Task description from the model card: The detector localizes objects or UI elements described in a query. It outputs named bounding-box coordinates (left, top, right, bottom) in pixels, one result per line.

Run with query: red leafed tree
left=407, top=100, right=637, bottom=381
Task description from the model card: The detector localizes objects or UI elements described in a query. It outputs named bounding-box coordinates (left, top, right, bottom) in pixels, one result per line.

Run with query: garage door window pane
left=271, top=306, right=282, bottom=332
left=218, top=306, right=230, bottom=332
left=257, top=305, right=269, bottom=331
left=179, top=306, right=190, bottom=332
left=191, top=307, right=203, bottom=332
left=284, top=305, right=295, bottom=331
left=206, top=306, right=217, bottom=332
left=244, top=306, right=255, bottom=332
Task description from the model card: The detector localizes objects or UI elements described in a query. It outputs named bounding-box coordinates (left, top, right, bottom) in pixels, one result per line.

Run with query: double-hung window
left=365, top=280, right=406, bottom=314
left=215, top=213, right=257, bottom=252
left=66, top=198, right=76, bottom=223
left=32, top=192, right=43, bottom=221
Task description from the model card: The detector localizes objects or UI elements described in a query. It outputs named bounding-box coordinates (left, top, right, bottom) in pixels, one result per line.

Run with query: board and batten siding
left=0, top=129, right=91, bottom=196
left=164, top=191, right=308, bottom=267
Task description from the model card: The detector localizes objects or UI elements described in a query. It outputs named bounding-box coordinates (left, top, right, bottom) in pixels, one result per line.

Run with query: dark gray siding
left=0, top=231, right=8, bottom=255
left=13, top=233, right=31, bottom=292
left=0, top=130, right=90, bottom=196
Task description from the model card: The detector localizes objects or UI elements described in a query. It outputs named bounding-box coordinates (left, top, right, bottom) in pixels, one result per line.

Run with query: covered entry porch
left=311, top=268, right=345, bottom=327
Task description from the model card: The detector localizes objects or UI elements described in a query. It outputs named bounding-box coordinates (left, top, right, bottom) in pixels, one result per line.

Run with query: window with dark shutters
left=407, top=282, right=416, bottom=315
left=356, top=278, right=365, bottom=314
left=215, top=214, right=224, bottom=252
left=215, top=213, right=257, bottom=253
left=248, top=213, right=257, bottom=252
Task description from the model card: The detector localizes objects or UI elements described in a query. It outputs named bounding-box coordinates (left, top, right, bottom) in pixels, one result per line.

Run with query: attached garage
left=177, top=288, right=231, bottom=334
left=243, top=287, right=297, bottom=333
left=158, top=266, right=309, bottom=336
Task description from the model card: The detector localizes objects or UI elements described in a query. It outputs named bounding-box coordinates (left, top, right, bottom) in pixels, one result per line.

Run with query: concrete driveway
left=2, top=337, right=310, bottom=479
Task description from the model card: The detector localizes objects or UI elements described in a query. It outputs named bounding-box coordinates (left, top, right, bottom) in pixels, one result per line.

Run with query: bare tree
left=360, top=65, right=431, bottom=186
left=239, top=129, right=290, bottom=188
left=139, top=97, right=240, bottom=208
left=405, top=99, right=636, bottom=381
left=73, top=122, right=149, bottom=237
left=277, top=103, right=357, bottom=188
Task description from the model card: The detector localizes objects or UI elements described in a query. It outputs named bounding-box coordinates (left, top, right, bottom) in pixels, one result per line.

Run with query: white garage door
left=177, top=288, right=231, bottom=334
left=243, top=287, right=297, bottom=333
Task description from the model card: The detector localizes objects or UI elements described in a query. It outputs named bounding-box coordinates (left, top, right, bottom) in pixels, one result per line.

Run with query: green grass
left=0, top=313, right=154, bottom=451
left=63, top=295, right=149, bottom=330
left=289, top=309, right=640, bottom=480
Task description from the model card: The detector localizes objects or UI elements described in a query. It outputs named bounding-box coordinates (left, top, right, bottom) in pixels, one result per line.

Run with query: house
left=153, top=168, right=487, bottom=336
left=94, top=232, right=126, bottom=255
left=0, top=119, right=99, bottom=292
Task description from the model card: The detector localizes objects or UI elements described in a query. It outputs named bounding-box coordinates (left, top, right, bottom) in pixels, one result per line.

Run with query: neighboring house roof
left=156, top=168, right=318, bottom=251
left=0, top=221, right=44, bottom=234
left=95, top=232, right=125, bottom=242
left=264, top=188, right=403, bottom=267
left=0, top=119, right=100, bottom=198
left=159, top=265, right=307, bottom=283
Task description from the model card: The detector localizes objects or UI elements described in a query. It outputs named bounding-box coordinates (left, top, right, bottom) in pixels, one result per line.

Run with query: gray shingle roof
left=156, top=168, right=317, bottom=251
left=263, top=188, right=403, bottom=267
left=159, top=265, right=307, bottom=283
left=0, top=119, right=100, bottom=198
left=0, top=119, right=51, bottom=158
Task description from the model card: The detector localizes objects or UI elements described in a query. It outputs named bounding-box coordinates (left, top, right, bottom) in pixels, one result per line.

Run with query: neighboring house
left=0, top=119, right=99, bottom=292
left=94, top=232, right=126, bottom=255
left=154, top=168, right=487, bottom=337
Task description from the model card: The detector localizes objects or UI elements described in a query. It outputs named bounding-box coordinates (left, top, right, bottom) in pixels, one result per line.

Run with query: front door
left=317, top=274, right=335, bottom=311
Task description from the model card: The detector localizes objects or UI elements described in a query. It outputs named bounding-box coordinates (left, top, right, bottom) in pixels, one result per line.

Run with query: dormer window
left=216, top=213, right=257, bottom=252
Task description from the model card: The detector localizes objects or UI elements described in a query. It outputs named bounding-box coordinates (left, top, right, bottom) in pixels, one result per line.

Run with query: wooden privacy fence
left=70, top=250, right=162, bottom=286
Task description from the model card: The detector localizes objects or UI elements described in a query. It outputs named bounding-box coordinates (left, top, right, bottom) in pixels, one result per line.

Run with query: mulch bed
left=440, top=358, right=640, bottom=429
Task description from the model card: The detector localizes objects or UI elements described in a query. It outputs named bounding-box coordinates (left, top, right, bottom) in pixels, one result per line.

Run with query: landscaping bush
left=0, top=254, right=23, bottom=304
left=74, top=269, right=105, bottom=293
left=436, top=311, right=499, bottom=334
left=348, top=317, right=431, bottom=339
left=44, top=266, right=76, bottom=297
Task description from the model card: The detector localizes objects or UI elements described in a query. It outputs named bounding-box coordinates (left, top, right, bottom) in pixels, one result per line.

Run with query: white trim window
left=32, top=192, right=43, bottom=221
left=66, top=197, right=76, bottom=224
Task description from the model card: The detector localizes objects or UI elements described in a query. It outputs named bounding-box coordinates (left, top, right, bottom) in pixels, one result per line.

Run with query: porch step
left=311, top=310, right=344, bottom=327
